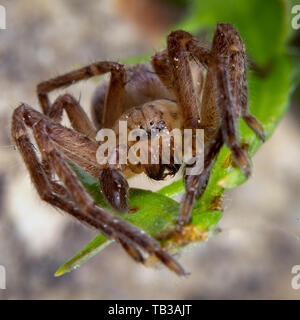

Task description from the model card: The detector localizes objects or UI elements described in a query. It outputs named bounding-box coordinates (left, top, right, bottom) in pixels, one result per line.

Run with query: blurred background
left=0, top=0, right=300, bottom=299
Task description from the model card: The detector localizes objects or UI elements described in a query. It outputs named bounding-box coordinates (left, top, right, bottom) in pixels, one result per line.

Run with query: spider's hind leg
left=211, top=23, right=265, bottom=177
left=215, top=24, right=265, bottom=142
left=186, top=24, right=265, bottom=178
left=37, top=61, right=126, bottom=130
left=48, top=93, right=97, bottom=139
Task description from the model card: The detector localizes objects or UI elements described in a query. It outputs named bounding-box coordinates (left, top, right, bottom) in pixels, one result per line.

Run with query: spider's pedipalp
left=99, top=167, right=129, bottom=213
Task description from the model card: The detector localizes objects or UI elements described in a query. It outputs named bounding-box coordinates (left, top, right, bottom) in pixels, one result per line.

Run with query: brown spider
left=11, top=24, right=265, bottom=276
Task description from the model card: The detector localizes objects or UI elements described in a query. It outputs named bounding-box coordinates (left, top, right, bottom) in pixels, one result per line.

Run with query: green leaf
left=177, top=0, right=289, bottom=64
left=55, top=0, right=292, bottom=276
left=120, top=54, right=151, bottom=66
left=55, top=234, right=112, bottom=277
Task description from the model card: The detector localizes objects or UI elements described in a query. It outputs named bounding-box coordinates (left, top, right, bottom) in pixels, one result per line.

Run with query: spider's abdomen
left=91, top=63, right=174, bottom=130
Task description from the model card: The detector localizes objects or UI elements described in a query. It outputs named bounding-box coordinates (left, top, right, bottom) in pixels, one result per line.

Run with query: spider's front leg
left=180, top=129, right=223, bottom=227
left=167, top=25, right=265, bottom=228
left=167, top=30, right=214, bottom=228
left=187, top=23, right=265, bottom=158
left=11, top=104, right=187, bottom=276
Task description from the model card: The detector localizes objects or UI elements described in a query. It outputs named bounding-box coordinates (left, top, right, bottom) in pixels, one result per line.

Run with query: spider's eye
left=136, top=136, right=140, bottom=141
left=157, top=120, right=165, bottom=131
left=150, top=121, right=154, bottom=126
left=140, top=125, right=145, bottom=130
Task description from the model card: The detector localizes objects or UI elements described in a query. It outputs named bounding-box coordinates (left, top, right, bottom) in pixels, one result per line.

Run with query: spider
left=11, top=24, right=265, bottom=276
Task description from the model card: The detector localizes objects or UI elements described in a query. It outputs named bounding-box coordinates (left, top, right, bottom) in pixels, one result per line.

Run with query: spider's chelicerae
left=11, top=24, right=265, bottom=276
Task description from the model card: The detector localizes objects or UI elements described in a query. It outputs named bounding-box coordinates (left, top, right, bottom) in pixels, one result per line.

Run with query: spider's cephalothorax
left=11, top=24, right=265, bottom=275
